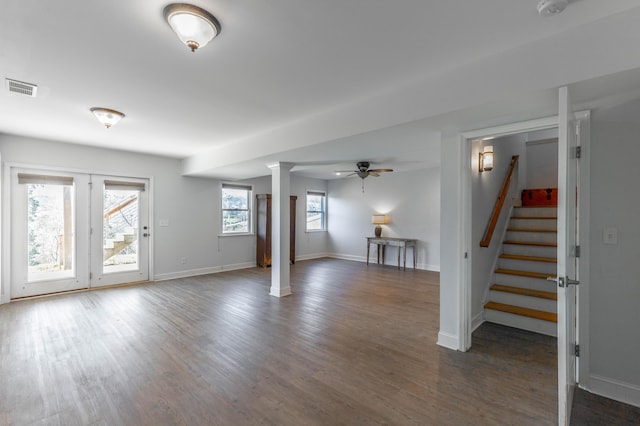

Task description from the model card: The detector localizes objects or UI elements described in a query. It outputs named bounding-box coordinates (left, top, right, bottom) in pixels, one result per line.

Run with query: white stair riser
left=495, top=273, right=557, bottom=292
left=509, top=218, right=557, bottom=230
left=503, top=244, right=557, bottom=258
left=513, top=207, right=558, bottom=218
left=499, top=258, right=557, bottom=275
left=507, top=231, right=557, bottom=244
left=484, top=309, right=557, bottom=337
left=489, top=291, right=557, bottom=313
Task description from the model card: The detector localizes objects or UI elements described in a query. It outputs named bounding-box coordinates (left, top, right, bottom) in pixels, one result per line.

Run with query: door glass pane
left=27, top=183, right=75, bottom=282
left=103, top=188, right=139, bottom=273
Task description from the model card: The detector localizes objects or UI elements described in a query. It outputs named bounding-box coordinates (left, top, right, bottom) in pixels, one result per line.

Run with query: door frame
left=1, top=162, right=155, bottom=302
left=459, top=109, right=591, bottom=414
left=461, top=115, right=559, bottom=351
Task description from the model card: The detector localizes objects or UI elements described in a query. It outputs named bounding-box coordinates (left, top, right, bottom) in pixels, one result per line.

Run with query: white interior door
left=10, top=169, right=90, bottom=298
left=556, top=86, right=579, bottom=425
left=90, top=175, right=149, bottom=287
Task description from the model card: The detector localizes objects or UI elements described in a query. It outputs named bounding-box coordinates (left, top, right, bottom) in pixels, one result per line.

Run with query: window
left=221, top=183, right=252, bottom=234
left=306, top=190, right=326, bottom=231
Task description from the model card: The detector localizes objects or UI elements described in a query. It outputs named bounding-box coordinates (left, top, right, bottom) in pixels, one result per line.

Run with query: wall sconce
left=479, top=146, right=494, bottom=172
left=371, top=214, right=388, bottom=237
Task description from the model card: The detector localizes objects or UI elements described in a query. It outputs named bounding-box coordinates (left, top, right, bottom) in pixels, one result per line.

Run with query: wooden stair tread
left=511, top=216, right=558, bottom=220
left=495, top=268, right=554, bottom=280
left=490, top=284, right=557, bottom=300
left=499, top=254, right=557, bottom=263
left=484, top=301, right=557, bottom=323
left=507, top=228, right=557, bottom=233
left=503, top=240, right=557, bottom=247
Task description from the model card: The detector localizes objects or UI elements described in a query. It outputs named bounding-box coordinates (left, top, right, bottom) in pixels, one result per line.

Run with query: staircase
left=484, top=203, right=558, bottom=336
left=103, top=227, right=138, bottom=261
left=103, top=195, right=139, bottom=263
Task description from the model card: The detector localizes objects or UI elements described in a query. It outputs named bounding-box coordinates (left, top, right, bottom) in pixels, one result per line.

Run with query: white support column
left=267, top=162, right=294, bottom=297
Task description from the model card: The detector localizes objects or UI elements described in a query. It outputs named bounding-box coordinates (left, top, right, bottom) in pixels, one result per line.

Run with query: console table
left=366, top=237, right=417, bottom=270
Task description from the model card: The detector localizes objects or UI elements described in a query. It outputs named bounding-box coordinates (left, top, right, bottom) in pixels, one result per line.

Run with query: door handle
left=547, top=276, right=579, bottom=288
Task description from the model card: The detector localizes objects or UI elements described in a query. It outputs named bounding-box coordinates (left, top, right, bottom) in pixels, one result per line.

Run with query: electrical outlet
left=180, top=257, right=187, bottom=264
left=603, top=227, right=618, bottom=245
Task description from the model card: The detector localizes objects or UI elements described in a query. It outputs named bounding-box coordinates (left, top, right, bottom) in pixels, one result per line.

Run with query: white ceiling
left=2, top=0, right=640, bottom=180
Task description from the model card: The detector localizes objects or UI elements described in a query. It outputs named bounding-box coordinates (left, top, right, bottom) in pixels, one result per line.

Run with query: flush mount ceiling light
left=163, top=3, right=221, bottom=52
left=90, top=107, right=125, bottom=129
left=537, top=0, right=568, bottom=17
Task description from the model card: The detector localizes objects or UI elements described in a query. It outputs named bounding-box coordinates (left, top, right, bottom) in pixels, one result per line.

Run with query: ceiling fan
left=336, top=162, right=394, bottom=179
left=336, top=162, right=393, bottom=192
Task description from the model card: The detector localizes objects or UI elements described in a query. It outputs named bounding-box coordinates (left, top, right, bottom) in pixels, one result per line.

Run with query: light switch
left=159, top=219, right=170, bottom=227
left=603, top=227, right=618, bottom=245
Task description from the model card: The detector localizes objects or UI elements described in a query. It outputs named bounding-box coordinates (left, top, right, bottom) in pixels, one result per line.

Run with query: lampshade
left=90, top=107, right=125, bottom=128
left=164, top=3, right=221, bottom=52
left=479, top=146, right=494, bottom=172
left=371, top=214, right=388, bottom=225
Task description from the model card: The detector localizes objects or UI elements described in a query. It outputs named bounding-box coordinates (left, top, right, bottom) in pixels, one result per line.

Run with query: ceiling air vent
left=5, top=78, right=38, bottom=97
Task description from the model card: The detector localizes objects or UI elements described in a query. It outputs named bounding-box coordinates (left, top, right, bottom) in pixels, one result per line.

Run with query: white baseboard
left=437, top=331, right=460, bottom=351
left=294, top=253, right=330, bottom=262
left=153, top=262, right=255, bottom=282
left=589, top=374, right=640, bottom=409
left=327, top=253, right=367, bottom=263
left=472, top=311, right=484, bottom=332
left=326, top=253, right=440, bottom=272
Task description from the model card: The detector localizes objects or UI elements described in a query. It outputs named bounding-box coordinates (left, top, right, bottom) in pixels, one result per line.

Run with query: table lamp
left=371, top=214, right=388, bottom=237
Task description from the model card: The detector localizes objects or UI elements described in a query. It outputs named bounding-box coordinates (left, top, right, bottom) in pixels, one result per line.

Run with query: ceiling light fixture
left=163, top=3, right=221, bottom=52
left=90, top=107, right=125, bottom=128
left=537, top=0, right=568, bottom=17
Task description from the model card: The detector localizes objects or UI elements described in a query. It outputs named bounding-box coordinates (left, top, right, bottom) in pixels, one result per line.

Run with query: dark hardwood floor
left=0, top=258, right=637, bottom=425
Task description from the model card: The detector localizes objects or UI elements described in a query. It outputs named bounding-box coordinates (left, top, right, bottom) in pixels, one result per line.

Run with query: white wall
left=439, top=131, right=464, bottom=350
left=587, top=117, right=640, bottom=406
left=290, top=175, right=329, bottom=260
left=327, top=167, right=440, bottom=271
left=526, top=139, right=558, bottom=188
left=471, top=136, right=525, bottom=323
left=0, top=134, right=328, bottom=300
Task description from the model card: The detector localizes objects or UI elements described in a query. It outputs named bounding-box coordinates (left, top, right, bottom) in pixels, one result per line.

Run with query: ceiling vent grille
left=6, top=78, right=38, bottom=97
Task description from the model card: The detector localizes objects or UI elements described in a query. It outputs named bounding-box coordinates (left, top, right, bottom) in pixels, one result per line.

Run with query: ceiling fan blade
left=368, top=168, right=393, bottom=173
left=368, top=172, right=380, bottom=177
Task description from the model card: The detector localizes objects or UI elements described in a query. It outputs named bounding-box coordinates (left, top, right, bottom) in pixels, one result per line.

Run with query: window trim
left=221, top=183, right=253, bottom=235
left=305, top=190, right=327, bottom=232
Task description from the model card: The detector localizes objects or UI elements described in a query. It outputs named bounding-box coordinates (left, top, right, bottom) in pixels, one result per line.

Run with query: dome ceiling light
left=163, top=3, right=221, bottom=52
left=537, top=0, right=568, bottom=17
left=90, top=107, right=125, bottom=128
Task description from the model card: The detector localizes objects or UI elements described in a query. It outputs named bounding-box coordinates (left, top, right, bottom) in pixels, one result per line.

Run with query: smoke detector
left=537, top=0, right=568, bottom=17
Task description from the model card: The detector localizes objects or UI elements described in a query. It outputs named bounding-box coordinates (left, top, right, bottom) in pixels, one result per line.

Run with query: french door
left=10, top=169, right=149, bottom=299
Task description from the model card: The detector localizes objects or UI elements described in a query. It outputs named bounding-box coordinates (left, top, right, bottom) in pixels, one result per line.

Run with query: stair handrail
left=480, top=155, right=519, bottom=248
left=104, top=195, right=137, bottom=219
